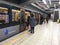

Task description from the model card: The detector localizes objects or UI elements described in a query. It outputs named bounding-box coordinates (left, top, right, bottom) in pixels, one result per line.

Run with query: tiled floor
left=0, top=20, right=60, bottom=45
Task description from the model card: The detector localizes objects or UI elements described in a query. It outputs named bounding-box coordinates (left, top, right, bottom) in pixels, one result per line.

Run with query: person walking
left=46, top=15, right=49, bottom=23
left=29, top=13, right=37, bottom=33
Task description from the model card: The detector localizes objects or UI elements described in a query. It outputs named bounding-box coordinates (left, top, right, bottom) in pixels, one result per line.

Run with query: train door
left=20, top=10, right=26, bottom=32
left=35, top=13, right=40, bottom=24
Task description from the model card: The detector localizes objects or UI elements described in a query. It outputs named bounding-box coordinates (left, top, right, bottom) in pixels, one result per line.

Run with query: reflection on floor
left=0, top=20, right=60, bottom=45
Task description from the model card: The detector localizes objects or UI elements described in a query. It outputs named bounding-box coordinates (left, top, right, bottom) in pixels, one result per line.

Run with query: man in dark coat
left=46, top=15, right=49, bottom=23
left=40, top=15, right=44, bottom=25
left=29, top=13, right=37, bottom=33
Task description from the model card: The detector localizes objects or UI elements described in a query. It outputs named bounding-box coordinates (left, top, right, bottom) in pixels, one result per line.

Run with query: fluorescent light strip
left=43, top=0, right=49, bottom=8
left=59, top=2, right=60, bottom=4
left=43, top=0, right=47, bottom=4
left=49, top=0, right=51, bottom=5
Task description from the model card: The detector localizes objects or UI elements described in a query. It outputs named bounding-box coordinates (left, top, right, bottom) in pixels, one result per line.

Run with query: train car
left=0, top=3, right=20, bottom=41
left=0, top=3, right=42, bottom=42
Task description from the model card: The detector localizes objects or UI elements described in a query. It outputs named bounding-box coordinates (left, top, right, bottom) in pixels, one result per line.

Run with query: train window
left=0, top=7, right=8, bottom=24
left=12, top=9, right=20, bottom=22
left=25, top=12, right=30, bottom=21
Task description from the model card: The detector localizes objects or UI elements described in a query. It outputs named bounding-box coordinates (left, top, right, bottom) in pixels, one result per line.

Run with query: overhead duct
left=4, top=0, right=42, bottom=5
left=4, top=0, right=29, bottom=4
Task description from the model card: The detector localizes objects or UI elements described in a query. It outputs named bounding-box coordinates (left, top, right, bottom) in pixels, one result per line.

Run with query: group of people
left=40, top=15, right=49, bottom=25
left=21, top=9, right=49, bottom=34
left=28, top=14, right=49, bottom=33
left=20, top=9, right=36, bottom=33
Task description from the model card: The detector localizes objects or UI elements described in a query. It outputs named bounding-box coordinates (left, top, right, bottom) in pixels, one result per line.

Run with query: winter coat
left=29, top=16, right=37, bottom=27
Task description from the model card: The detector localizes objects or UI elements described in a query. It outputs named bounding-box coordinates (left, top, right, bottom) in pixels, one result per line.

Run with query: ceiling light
left=59, top=2, right=60, bottom=4
left=43, top=0, right=47, bottom=4
left=49, top=0, right=51, bottom=5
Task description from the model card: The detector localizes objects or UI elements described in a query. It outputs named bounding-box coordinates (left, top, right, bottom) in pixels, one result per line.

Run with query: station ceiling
left=4, top=0, right=42, bottom=4
left=1, top=0, right=59, bottom=14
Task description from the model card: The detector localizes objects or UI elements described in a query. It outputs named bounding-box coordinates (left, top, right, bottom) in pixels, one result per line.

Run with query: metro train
left=0, top=3, right=40, bottom=42
left=0, top=3, right=48, bottom=42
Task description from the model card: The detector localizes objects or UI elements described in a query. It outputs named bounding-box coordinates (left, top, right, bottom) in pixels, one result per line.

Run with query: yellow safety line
left=5, top=30, right=29, bottom=45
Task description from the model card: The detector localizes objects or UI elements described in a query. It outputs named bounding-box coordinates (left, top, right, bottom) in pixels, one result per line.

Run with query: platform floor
left=0, top=20, right=60, bottom=45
